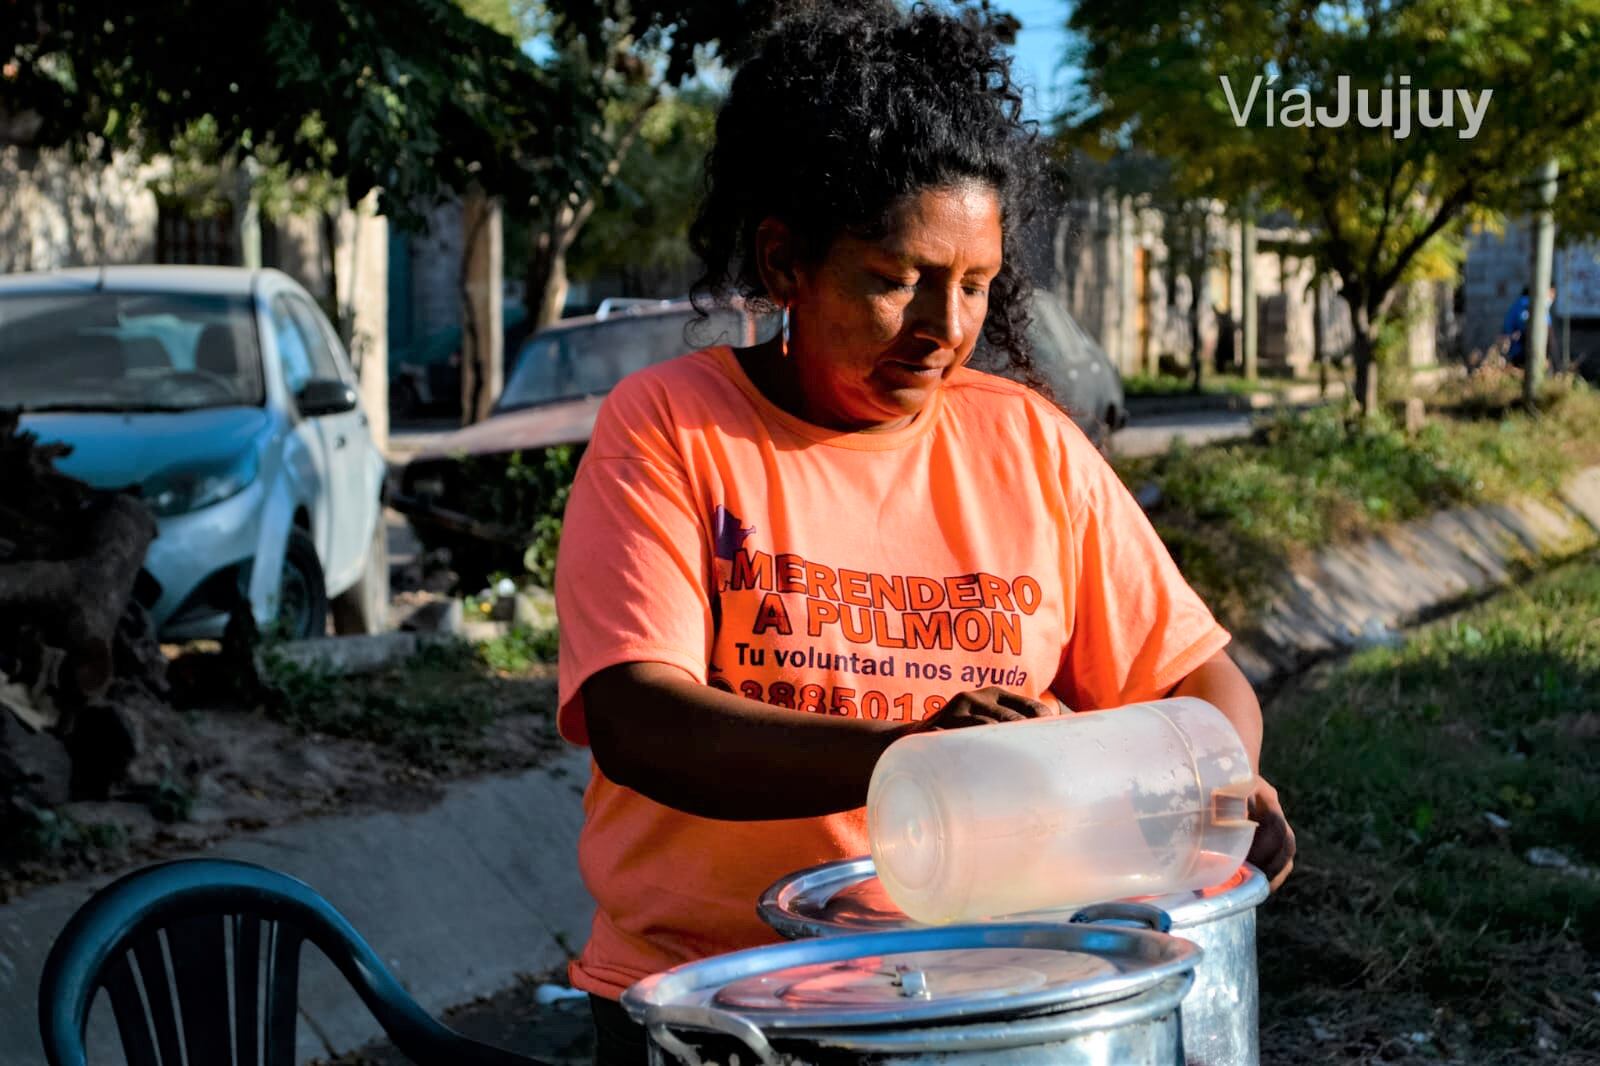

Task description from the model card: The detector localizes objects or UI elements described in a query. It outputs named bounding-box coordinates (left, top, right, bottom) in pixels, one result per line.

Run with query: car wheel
left=332, top=514, right=389, bottom=635
left=277, top=529, right=329, bottom=639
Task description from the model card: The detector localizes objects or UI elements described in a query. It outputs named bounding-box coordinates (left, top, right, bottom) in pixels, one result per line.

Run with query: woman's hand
left=1247, top=777, right=1296, bottom=891
left=897, top=687, right=1062, bottom=736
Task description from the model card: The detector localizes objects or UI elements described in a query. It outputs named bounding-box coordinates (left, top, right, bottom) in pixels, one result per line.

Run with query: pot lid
left=713, top=946, right=1116, bottom=1012
left=623, top=921, right=1198, bottom=1032
left=757, top=857, right=1267, bottom=938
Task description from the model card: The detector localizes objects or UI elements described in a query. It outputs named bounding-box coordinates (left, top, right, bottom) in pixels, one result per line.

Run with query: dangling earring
left=780, top=304, right=792, bottom=358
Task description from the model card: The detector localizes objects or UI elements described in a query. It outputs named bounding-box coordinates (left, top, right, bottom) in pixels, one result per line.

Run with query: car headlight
left=143, top=450, right=260, bottom=517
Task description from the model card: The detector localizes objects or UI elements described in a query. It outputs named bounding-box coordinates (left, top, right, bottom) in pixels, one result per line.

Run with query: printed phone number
left=710, top=678, right=943, bottom=720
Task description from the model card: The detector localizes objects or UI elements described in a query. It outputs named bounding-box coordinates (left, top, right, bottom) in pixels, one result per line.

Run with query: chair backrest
left=39, top=859, right=545, bottom=1066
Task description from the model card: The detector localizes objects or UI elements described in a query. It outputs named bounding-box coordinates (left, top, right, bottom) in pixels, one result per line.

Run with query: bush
left=446, top=444, right=582, bottom=588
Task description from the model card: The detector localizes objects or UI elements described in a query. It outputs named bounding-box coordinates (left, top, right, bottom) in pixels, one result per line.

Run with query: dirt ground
left=319, top=968, right=595, bottom=1066
left=0, top=659, right=561, bottom=903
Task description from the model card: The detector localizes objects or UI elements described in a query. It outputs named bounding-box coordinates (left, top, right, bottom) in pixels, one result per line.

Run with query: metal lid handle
left=644, top=1002, right=783, bottom=1066
left=1069, top=901, right=1173, bottom=933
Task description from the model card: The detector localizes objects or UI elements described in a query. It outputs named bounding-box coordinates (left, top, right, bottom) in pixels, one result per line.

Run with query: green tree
left=509, top=0, right=1014, bottom=325
left=405, top=0, right=784, bottom=327
left=566, top=84, right=722, bottom=297
left=1, top=0, right=610, bottom=229
left=520, top=26, right=667, bottom=327
left=1066, top=0, right=1600, bottom=413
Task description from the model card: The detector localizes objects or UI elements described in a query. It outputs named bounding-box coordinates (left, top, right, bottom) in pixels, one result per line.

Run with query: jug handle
left=1212, top=778, right=1258, bottom=829
left=643, top=1002, right=783, bottom=1066
left=1069, top=900, right=1173, bottom=933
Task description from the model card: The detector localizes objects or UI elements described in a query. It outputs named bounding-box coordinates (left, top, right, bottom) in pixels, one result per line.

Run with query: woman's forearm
left=582, top=662, right=906, bottom=820
left=1168, top=649, right=1263, bottom=772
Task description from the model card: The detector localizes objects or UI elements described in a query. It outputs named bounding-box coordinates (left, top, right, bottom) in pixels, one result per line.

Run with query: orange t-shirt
left=554, top=345, right=1230, bottom=998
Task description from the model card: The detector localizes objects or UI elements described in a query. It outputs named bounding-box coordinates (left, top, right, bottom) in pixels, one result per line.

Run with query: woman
left=554, top=4, right=1295, bottom=1062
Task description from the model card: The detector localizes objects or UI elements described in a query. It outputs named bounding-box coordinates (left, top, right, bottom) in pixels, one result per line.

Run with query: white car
left=0, top=265, right=388, bottom=640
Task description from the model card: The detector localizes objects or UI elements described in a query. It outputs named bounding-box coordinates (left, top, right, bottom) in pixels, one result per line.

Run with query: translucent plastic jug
left=867, top=697, right=1256, bottom=925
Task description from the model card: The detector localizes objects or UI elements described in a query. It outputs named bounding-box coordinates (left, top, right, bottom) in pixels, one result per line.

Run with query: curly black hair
left=688, top=0, right=1049, bottom=375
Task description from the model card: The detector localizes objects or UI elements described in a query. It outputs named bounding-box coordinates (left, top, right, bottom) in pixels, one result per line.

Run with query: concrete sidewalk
left=2, top=747, right=594, bottom=1065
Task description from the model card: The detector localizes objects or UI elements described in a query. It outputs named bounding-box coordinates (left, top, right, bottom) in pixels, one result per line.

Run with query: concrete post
left=1241, top=206, right=1258, bottom=381
left=1118, top=194, right=1137, bottom=374
left=335, top=190, right=389, bottom=452
left=234, top=156, right=261, bottom=270
left=1526, top=158, right=1558, bottom=404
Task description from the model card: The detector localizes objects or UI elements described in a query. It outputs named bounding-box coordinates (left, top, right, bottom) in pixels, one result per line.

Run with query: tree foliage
left=1065, top=0, right=1600, bottom=407
left=2, top=0, right=611, bottom=229
left=566, top=83, right=720, bottom=291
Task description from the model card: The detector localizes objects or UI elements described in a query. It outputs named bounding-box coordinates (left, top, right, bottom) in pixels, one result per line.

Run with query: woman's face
left=781, top=182, right=1004, bottom=432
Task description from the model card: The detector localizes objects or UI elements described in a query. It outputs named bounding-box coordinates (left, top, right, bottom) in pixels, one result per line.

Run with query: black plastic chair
left=39, top=858, right=548, bottom=1066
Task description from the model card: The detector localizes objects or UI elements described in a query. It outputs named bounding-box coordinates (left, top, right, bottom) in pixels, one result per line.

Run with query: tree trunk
left=1350, top=301, right=1380, bottom=416
left=527, top=201, right=584, bottom=329
left=522, top=97, right=658, bottom=328
left=0, top=493, right=157, bottom=703
left=1312, top=279, right=1328, bottom=399
left=321, top=208, right=343, bottom=339
left=460, top=190, right=504, bottom=426
left=526, top=215, right=572, bottom=329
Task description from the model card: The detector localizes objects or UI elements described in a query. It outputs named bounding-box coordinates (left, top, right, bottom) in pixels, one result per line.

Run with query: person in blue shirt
left=1502, top=285, right=1556, bottom=367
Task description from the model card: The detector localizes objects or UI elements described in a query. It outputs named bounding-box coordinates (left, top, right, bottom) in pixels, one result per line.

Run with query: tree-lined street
left=5, top=2, right=1600, bottom=1064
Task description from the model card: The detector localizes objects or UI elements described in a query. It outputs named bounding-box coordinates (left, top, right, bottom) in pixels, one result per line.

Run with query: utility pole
left=1526, top=158, right=1558, bottom=406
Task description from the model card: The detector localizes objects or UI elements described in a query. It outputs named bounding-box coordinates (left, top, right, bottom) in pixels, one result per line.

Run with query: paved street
left=387, top=409, right=1259, bottom=471
left=1109, top=409, right=1256, bottom=458
left=386, top=418, right=461, bottom=468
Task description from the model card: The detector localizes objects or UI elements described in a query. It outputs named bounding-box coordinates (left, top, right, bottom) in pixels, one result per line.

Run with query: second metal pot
left=758, top=858, right=1268, bottom=1066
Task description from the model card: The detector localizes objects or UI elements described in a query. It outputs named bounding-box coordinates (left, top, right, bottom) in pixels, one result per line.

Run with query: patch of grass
left=1123, top=371, right=1287, bottom=399
left=124, top=775, right=197, bottom=824
left=1119, top=380, right=1600, bottom=628
left=1260, top=555, right=1600, bottom=1061
left=1, top=803, right=128, bottom=862
left=262, top=637, right=554, bottom=768
left=479, top=625, right=560, bottom=674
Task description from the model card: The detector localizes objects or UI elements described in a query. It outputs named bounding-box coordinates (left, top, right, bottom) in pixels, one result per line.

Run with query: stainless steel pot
left=624, top=918, right=1200, bottom=1066
left=757, top=859, right=1268, bottom=1066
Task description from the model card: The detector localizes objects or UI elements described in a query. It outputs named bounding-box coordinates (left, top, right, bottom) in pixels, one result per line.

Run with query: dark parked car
left=970, top=288, right=1127, bottom=446
left=394, top=291, right=1124, bottom=583
left=394, top=301, right=762, bottom=581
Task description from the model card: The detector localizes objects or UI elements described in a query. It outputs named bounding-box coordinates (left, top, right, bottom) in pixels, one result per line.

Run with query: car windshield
left=496, top=308, right=750, bottom=411
left=0, top=290, right=265, bottom=412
